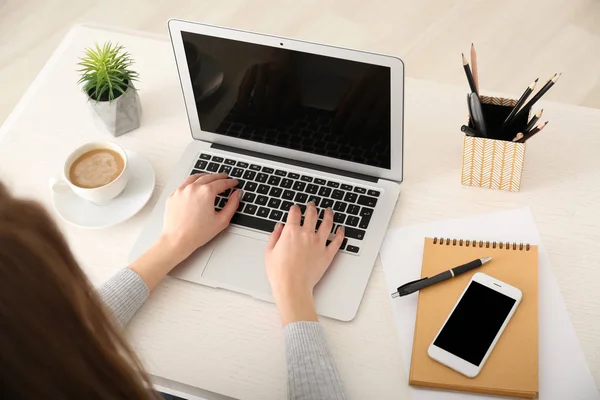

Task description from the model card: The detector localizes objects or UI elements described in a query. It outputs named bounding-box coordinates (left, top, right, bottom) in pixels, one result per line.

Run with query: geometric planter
left=87, top=84, right=142, bottom=137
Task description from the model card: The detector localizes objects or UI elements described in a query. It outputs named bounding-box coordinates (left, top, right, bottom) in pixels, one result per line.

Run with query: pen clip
left=397, top=277, right=428, bottom=290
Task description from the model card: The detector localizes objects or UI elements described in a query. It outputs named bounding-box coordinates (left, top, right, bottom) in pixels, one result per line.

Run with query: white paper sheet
left=380, top=208, right=599, bottom=400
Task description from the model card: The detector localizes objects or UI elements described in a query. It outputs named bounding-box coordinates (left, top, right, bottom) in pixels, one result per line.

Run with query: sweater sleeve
left=283, top=321, right=347, bottom=400
left=98, top=270, right=346, bottom=399
left=98, top=268, right=149, bottom=326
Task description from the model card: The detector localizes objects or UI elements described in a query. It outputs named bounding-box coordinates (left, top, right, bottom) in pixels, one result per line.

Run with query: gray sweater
left=99, top=268, right=346, bottom=400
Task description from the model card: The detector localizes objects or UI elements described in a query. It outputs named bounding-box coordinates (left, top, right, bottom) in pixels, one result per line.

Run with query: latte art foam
left=69, top=149, right=125, bottom=189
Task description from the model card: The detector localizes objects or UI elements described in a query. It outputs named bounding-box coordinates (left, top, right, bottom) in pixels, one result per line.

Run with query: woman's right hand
left=265, top=202, right=345, bottom=326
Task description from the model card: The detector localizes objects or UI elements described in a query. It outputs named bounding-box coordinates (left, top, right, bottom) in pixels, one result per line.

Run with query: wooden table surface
left=0, top=25, right=598, bottom=400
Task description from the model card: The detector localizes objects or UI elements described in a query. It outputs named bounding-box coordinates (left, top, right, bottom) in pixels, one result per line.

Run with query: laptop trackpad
left=202, top=233, right=272, bottom=297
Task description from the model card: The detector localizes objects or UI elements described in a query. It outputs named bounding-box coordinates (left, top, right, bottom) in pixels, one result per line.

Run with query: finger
left=327, top=226, right=345, bottom=258
left=177, top=173, right=206, bottom=191
left=218, top=189, right=242, bottom=223
left=286, top=204, right=302, bottom=226
left=317, top=207, right=334, bottom=242
left=303, top=201, right=318, bottom=232
left=206, top=178, right=239, bottom=195
left=266, top=222, right=284, bottom=250
left=191, top=172, right=229, bottom=187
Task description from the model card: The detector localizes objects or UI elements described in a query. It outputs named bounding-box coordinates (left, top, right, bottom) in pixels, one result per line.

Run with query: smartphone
left=427, top=272, right=522, bottom=378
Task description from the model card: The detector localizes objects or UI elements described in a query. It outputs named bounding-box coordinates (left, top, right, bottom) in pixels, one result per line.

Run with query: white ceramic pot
left=88, top=84, right=142, bottom=137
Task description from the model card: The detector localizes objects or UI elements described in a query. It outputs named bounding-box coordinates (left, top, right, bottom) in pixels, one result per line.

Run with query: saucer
left=52, top=150, right=155, bottom=229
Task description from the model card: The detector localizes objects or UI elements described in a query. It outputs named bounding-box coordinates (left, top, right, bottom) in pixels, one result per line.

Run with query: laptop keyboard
left=191, top=152, right=382, bottom=255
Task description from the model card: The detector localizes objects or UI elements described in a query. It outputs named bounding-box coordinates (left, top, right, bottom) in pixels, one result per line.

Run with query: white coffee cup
left=49, top=142, right=129, bottom=205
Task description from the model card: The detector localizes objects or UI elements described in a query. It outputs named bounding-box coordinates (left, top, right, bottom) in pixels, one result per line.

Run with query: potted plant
left=77, top=42, right=142, bottom=137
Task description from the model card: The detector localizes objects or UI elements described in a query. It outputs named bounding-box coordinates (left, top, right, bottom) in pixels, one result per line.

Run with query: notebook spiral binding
left=433, top=237, right=531, bottom=251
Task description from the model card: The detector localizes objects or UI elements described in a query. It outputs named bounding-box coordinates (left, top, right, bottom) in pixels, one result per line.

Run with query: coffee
left=69, top=149, right=125, bottom=189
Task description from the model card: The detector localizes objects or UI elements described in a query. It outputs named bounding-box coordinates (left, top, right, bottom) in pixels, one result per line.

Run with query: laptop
left=129, top=19, right=404, bottom=321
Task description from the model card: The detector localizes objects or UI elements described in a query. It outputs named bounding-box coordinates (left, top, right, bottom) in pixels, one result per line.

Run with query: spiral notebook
left=410, top=237, right=539, bottom=399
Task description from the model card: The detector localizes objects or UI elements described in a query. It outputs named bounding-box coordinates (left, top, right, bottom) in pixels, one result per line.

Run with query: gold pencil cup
left=461, top=95, right=528, bottom=192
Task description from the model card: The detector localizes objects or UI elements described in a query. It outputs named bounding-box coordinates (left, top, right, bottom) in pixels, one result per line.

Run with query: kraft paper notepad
left=410, top=237, right=539, bottom=399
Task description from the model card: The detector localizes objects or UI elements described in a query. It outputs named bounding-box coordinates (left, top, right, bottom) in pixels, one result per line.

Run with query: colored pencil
left=462, top=53, right=478, bottom=94
left=470, top=43, right=479, bottom=92
left=503, top=78, right=538, bottom=126
left=512, top=132, right=524, bottom=142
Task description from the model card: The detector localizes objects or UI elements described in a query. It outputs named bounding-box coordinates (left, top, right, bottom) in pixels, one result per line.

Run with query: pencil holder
left=461, top=95, right=528, bottom=192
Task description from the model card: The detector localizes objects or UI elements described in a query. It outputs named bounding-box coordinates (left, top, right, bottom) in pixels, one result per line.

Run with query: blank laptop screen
left=181, top=31, right=391, bottom=169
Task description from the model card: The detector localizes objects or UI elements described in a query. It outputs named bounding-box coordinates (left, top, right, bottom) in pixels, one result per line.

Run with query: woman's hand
left=130, top=173, right=240, bottom=290
left=265, top=202, right=345, bottom=326
left=161, top=173, right=241, bottom=262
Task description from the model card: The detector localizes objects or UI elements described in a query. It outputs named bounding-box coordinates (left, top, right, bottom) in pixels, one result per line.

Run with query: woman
left=0, top=173, right=347, bottom=400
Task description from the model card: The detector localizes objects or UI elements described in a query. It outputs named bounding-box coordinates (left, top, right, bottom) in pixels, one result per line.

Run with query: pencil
left=512, top=73, right=561, bottom=123
left=518, top=121, right=548, bottom=142
left=462, top=53, right=478, bottom=94
left=470, top=43, right=479, bottom=92
left=524, top=109, right=543, bottom=132
left=512, top=132, right=524, bottom=142
left=503, top=78, right=538, bottom=126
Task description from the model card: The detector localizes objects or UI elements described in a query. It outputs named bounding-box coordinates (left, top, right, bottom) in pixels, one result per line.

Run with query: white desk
left=1, top=25, right=598, bottom=400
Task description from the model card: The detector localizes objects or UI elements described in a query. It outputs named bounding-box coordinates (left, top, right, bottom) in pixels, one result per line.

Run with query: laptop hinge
left=211, top=143, right=378, bottom=183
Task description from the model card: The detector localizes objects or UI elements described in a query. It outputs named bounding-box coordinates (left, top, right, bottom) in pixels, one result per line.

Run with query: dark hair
left=0, top=183, right=157, bottom=399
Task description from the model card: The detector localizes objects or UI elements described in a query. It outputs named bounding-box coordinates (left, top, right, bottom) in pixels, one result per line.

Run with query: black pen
left=461, top=125, right=482, bottom=137
left=469, top=93, right=488, bottom=138
left=391, top=257, right=492, bottom=298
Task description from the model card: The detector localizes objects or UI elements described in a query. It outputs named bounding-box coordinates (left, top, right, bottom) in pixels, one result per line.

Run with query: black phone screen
left=433, top=281, right=516, bottom=366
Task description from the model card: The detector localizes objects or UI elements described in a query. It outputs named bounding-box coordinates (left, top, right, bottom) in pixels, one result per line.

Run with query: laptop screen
left=181, top=32, right=391, bottom=169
